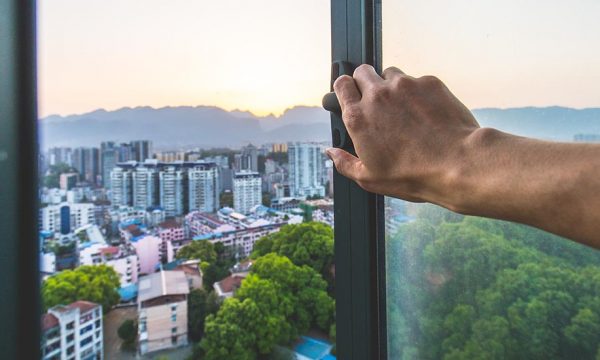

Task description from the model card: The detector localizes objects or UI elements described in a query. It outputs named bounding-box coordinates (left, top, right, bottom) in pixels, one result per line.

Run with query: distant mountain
left=39, top=105, right=600, bottom=150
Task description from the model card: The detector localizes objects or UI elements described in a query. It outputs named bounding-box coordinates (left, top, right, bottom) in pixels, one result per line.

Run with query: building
left=41, top=301, right=103, bottom=360
left=188, top=162, right=219, bottom=213
left=130, top=234, right=170, bottom=274
left=288, top=142, right=326, bottom=198
left=137, top=271, right=190, bottom=355
left=155, top=151, right=186, bottom=163
left=233, top=171, right=261, bottom=214
left=48, top=147, right=73, bottom=167
left=73, top=147, right=100, bottom=185
left=100, top=142, right=117, bottom=188
left=159, top=164, right=187, bottom=217
left=59, top=173, right=78, bottom=191
left=271, top=143, right=288, bottom=153
left=234, top=144, right=259, bottom=172
left=40, top=202, right=95, bottom=234
left=110, top=164, right=134, bottom=207
left=78, top=242, right=140, bottom=287
left=131, top=140, right=153, bottom=162
left=213, top=273, right=246, bottom=299
left=132, top=161, right=159, bottom=209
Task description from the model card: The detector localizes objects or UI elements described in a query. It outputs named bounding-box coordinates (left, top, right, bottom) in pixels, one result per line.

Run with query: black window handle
left=323, top=60, right=355, bottom=153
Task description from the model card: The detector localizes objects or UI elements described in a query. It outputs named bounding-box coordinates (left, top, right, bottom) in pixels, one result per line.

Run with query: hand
left=327, top=64, right=480, bottom=207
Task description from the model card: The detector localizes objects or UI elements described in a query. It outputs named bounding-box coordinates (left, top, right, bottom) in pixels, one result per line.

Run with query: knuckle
left=368, top=84, right=390, bottom=100
left=392, top=75, right=416, bottom=91
left=419, top=75, right=442, bottom=88
left=353, top=64, right=373, bottom=77
left=333, top=74, right=353, bottom=90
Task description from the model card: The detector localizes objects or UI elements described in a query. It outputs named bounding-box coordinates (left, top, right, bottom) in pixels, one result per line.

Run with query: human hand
left=326, top=64, right=480, bottom=205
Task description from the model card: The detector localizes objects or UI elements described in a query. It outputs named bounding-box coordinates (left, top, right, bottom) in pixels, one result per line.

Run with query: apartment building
left=137, top=271, right=190, bottom=355
left=288, top=142, right=326, bottom=198
left=40, top=202, right=95, bottom=234
left=233, top=171, right=261, bottom=214
left=41, top=301, right=103, bottom=360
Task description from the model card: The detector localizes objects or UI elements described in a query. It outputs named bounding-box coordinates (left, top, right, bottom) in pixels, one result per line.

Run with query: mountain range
left=39, top=105, right=600, bottom=150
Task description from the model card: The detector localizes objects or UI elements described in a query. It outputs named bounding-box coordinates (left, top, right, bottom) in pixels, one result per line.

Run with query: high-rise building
left=41, top=301, right=103, bottom=360
left=59, top=173, right=78, bottom=190
left=271, top=143, right=288, bottom=153
left=110, top=165, right=134, bottom=207
left=131, top=140, right=153, bottom=162
left=48, top=147, right=73, bottom=166
left=72, top=147, right=100, bottom=185
left=101, top=142, right=118, bottom=188
left=288, top=142, right=326, bottom=198
left=233, top=171, right=261, bottom=214
left=159, top=164, right=187, bottom=216
left=132, top=161, right=159, bottom=210
left=188, top=163, right=220, bottom=213
left=235, top=144, right=258, bottom=172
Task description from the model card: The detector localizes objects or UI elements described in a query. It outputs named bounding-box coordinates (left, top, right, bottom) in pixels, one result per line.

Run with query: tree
left=43, top=163, right=77, bottom=188
left=188, top=288, right=221, bottom=342
left=42, top=265, right=120, bottom=312
left=177, top=241, right=217, bottom=263
left=118, top=319, right=137, bottom=349
left=220, top=191, right=233, bottom=208
left=251, top=222, right=333, bottom=280
left=200, top=254, right=334, bottom=359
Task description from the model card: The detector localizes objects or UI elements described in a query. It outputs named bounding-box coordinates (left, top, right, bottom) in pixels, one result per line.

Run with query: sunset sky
left=38, top=0, right=600, bottom=118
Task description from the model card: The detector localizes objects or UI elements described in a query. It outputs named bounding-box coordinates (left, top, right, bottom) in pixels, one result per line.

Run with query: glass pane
left=38, top=1, right=335, bottom=359
left=383, top=1, right=600, bottom=358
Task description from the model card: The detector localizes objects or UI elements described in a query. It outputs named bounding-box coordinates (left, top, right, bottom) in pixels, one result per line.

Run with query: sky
left=38, top=0, right=600, bottom=118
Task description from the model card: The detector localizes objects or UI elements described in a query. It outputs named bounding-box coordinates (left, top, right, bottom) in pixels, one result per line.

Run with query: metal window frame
left=330, top=0, right=387, bottom=358
left=0, top=0, right=40, bottom=359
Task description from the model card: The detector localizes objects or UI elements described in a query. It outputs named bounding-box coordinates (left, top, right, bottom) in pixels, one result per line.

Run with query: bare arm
left=327, top=64, right=600, bottom=248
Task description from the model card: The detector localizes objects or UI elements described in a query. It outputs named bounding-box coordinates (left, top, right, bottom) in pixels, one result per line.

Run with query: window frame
left=329, top=0, right=387, bottom=358
left=0, top=0, right=39, bottom=359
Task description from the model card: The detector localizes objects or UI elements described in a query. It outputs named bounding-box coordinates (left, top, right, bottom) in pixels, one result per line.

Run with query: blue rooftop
left=294, top=336, right=333, bottom=360
left=118, top=284, right=138, bottom=302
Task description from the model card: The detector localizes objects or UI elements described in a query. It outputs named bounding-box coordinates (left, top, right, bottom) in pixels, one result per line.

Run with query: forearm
left=440, top=127, right=600, bottom=247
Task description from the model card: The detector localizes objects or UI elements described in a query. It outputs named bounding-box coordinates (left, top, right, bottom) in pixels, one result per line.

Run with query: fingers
left=382, top=66, right=405, bottom=80
left=333, top=75, right=361, bottom=113
left=353, top=64, right=382, bottom=93
left=326, top=147, right=365, bottom=182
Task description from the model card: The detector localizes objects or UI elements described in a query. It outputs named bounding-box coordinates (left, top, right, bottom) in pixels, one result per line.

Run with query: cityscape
left=39, top=139, right=336, bottom=359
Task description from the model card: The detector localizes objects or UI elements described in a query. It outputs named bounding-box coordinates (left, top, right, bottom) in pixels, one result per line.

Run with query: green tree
left=41, top=265, right=120, bottom=312
left=118, top=319, right=137, bottom=349
left=220, top=191, right=233, bottom=208
left=43, top=163, right=78, bottom=188
left=188, top=288, right=220, bottom=342
left=177, top=241, right=217, bottom=263
left=251, top=222, right=333, bottom=279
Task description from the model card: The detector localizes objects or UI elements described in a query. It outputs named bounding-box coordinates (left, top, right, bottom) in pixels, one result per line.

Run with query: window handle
left=323, top=60, right=355, bottom=153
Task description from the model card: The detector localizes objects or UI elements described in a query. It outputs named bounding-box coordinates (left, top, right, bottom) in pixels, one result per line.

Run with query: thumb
left=326, top=147, right=364, bottom=181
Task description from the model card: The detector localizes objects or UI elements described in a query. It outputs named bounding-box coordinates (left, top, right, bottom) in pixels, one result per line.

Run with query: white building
left=159, top=165, right=186, bottom=216
left=233, top=171, right=261, bottom=214
left=288, top=142, right=326, bottom=198
left=132, top=162, right=159, bottom=210
left=188, top=163, right=219, bottom=213
left=110, top=165, right=133, bottom=206
left=41, top=301, right=103, bottom=360
left=130, top=235, right=171, bottom=275
left=78, top=243, right=140, bottom=287
left=40, top=202, right=95, bottom=234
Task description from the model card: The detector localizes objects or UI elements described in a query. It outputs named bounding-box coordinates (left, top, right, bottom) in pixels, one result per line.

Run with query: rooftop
left=41, top=313, right=58, bottom=331
left=138, top=270, right=189, bottom=302
left=216, top=274, right=245, bottom=294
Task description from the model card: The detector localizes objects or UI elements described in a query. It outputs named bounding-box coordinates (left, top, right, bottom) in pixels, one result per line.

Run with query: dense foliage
left=199, top=254, right=334, bottom=359
left=188, top=288, right=220, bottom=342
left=251, top=222, right=334, bottom=282
left=43, top=163, right=77, bottom=188
left=117, top=319, right=137, bottom=348
left=42, top=265, right=120, bottom=312
left=387, top=204, right=600, bottom=360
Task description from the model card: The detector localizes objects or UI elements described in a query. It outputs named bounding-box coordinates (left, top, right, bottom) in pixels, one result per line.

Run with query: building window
left=66, top=334, right=74, bottom=343
left=66, top=321, right=74, bottom=330
left=171, top=335, right=177, bottom=345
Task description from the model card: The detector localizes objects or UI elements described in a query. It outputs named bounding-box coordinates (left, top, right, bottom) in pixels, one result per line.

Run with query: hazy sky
left=38, top=0, right=600, bottom=117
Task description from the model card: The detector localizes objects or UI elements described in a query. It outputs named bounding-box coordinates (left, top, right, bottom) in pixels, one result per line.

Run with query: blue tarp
left=118, top=284, right=138, bottom=302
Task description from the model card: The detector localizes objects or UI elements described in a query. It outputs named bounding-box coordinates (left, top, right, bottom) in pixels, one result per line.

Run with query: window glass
left=383, top=1, right=600, bottom=358
left=38, top=0, right=335, bottom=358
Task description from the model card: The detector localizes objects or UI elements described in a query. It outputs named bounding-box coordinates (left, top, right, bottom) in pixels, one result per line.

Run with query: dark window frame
left=329, top=0, right=387, bottom=359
